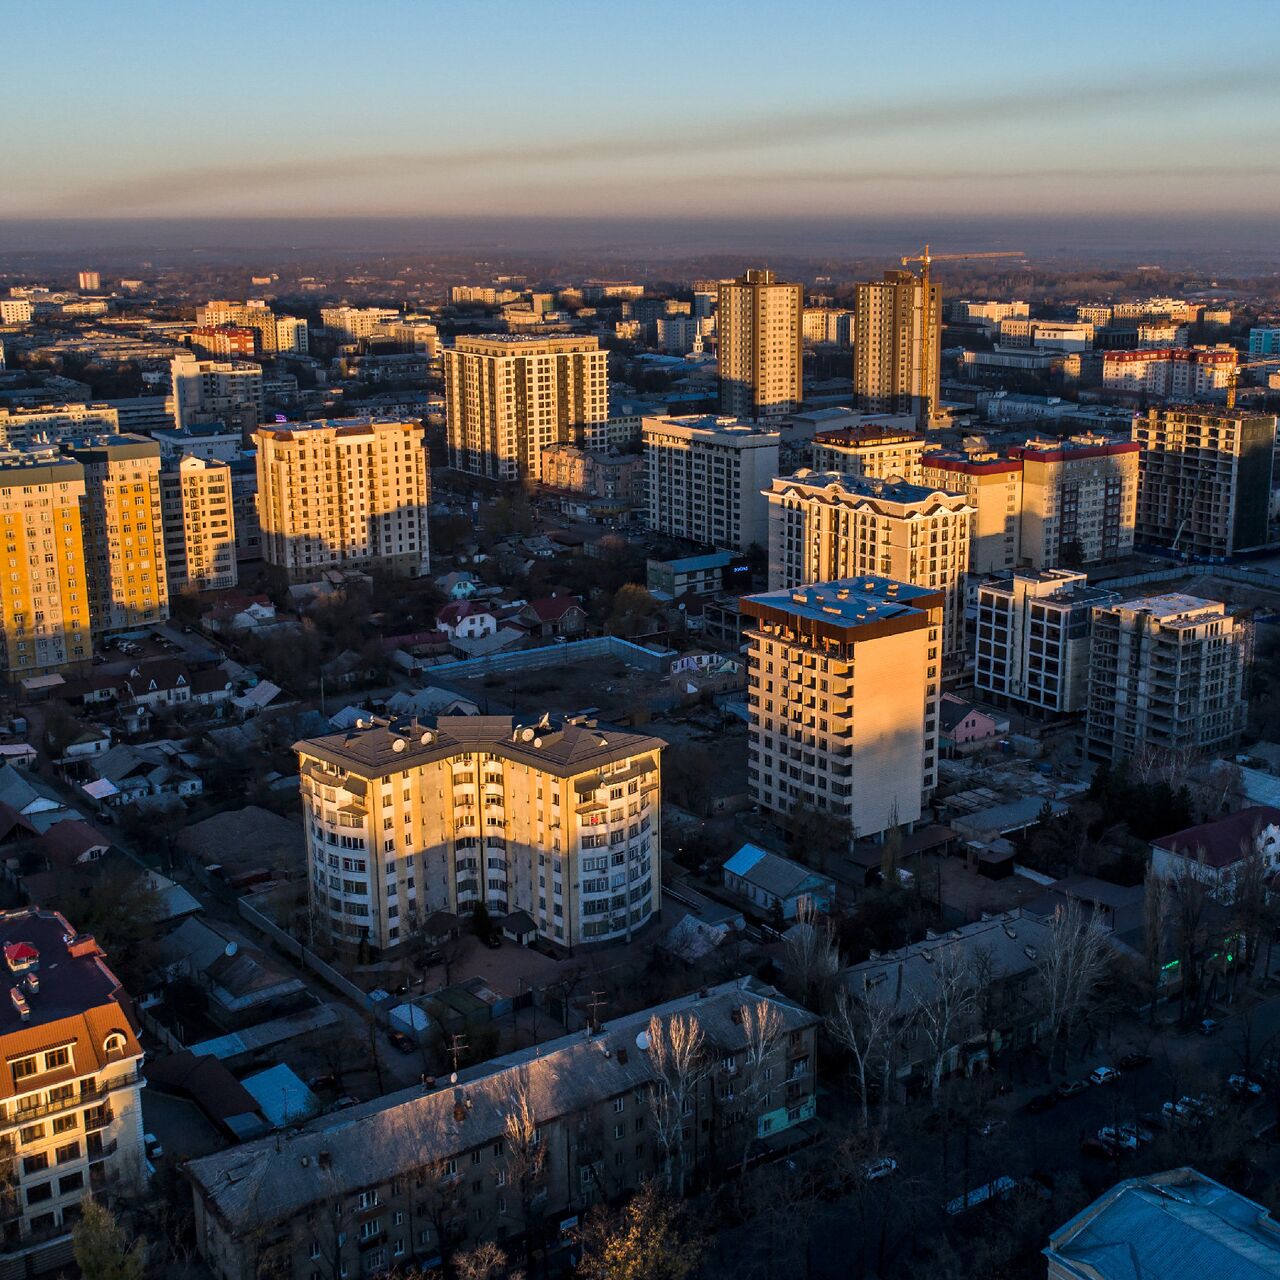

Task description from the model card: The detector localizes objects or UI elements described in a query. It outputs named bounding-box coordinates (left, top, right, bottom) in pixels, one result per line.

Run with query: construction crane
left=897, top=245, right=1026, bottom=428
left=1225, top=356, right=1279, bottom=409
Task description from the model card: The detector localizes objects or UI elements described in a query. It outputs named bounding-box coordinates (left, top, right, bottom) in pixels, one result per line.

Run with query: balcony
left=3, top=1073, right=137, bottom=1132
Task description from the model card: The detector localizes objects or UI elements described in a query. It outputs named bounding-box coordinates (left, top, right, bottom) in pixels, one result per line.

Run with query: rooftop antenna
left=587, top=989, right=608, bottom=1033
left=447, top=1034, right=468, bottom=1075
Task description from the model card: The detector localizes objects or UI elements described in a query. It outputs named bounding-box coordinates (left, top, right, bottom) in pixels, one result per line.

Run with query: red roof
left=524, top=595, right=583, bottom=622
left=4, top=942, right=38, bottom=964
left=1153, top=806, right=1280, bottom=869
left=438, top=600, right=495, bottom=627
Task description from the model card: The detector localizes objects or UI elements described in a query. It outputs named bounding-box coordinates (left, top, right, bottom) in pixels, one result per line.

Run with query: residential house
left=80, top=744, right=203, bottom=809
left=183, top=977, right=819, bottom=1280
left=938, top=694, right=1008, bottom=757
left=722, top=843, right=835, bottom=922
left=516, top=595, right=586, bottom=638
left=435, top=571, right=479, bottom=600
left=38, top=818, right=111, bottom=868
left=120, top=660, right=193, bottom=710
left=437, top=600, right=498, bottom=641
left=1150, top=806, right=1280, bottom=901
left=0, top=764, right=81, bottom=834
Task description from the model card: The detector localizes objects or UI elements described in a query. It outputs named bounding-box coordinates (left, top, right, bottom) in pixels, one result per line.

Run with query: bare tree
left=453, top=1240, right=514, bottom=1280
left=782, top=899, right=840, bottom=1012
left=1035, top=899, right=1111, bottom=1070
left=734, top=999, right=785, bottom=1170
left=646, top=1011, right=709, bottom=1195
left=1143, top=862, right=1172, bottom=1020
left=1169, top=851, right=1216, bottom=1021
left=502, top=1068, right=548, bottom=1270
left=827, top=982, right=900, bottom=1133
left=912, top=945, right=977, bottom=1107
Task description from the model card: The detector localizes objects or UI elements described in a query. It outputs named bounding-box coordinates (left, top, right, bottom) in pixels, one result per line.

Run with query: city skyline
left=4, top=0, right=1279, bottom=228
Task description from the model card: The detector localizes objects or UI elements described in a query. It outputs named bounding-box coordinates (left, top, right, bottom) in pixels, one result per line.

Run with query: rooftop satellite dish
left=449, top=1071, right=458, bottom=1085
left=635, top=1030, right=650, bottom=1052
left=392, top=738, right=406, bottom=753
left=225, top=941, right=238, bottom=957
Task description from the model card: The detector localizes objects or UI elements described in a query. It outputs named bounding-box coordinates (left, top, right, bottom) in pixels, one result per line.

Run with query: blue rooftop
left=658, top=552, right=734, bottom=572
left=745, top=576, right=936, bottom=627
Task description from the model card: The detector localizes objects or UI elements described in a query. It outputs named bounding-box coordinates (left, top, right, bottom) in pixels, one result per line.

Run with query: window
left=26, top=1181, right=52, bottom=1205
left=44, top=1048, right=70, bottom=1072
left=55, top=1141, right=80, bottom=1164
left=19, top=1124, right=45, bottom=1144
left=59, top=1171, right=84, bottom=1195
left=12, top=1056, right=37, bottom=1081
left=23, top=1153, right=49, bottom=1176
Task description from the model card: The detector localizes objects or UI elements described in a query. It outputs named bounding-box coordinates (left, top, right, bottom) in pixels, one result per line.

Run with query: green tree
left=73, top=1199, right=146, bottom=1280
left=471, top=900, right=492, bottom=940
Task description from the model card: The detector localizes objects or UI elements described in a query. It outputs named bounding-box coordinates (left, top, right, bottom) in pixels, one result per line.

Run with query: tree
left=734, top=999, right=784, bottom=1170
left=781, top=899, right=840, bottom=1012
left=73, top=1199, right=146, bottom=1280
left=503, top=1067, right=548, bottom=1269
left=453, top=1241, right=512, bottom=1280
left=827, top=982, right=900, bottom=1133
left=913, top=945, right=977, bottom=1106
left=786, top=801, right=851, bottom=873
left=645, top=1011, right=709, bottom=1195
left=1143, top=862, right=1172, bottom=1019
left=471, top=899, right=493, bottom=940
left=576, top=1180, right=703, bottom=1280
left=1035, top=898, right=1111, bottom=1069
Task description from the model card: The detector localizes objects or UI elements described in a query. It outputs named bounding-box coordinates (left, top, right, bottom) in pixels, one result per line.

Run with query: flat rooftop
left=774, top=469, right=967, bottom=506
left=744, top=576, right=938, bottom=628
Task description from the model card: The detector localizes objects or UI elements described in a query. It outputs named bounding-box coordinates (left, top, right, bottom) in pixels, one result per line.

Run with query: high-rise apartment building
left=1084, top=594, right=1246, bottom=763
left=272, top=314, right=309, bottom=354
left=255, top=419, right=429, bottom=580
left=296, top=714, right=663, bottom=951
left=0, top=299, right=33, bottom=325
left=64, top=435, right=168, bottom=635
left=716, top=269, right=803, bottom=421
left=810, top=423, right=927, bottom=483
left=1132, top=406, right=1277, bottom=558
left=196, top=300, right=306, bottom=354
left=743, top=577, right=942, bottom=840
left=444, top=335, right=608, bottom=481
left=975, top=570, right=1119, bottom=714
left=1102, top=347, right=1237, bottom=401
left=920, top=446, right=1023, bottom=575
left=0, top=908, right=145, bottom=1274
left=1012, top=434, right=1139, bottom=568
left=160, top=456, right=237, bottom=595
left=170, top=356, right=264, bottom=439
left=77, top=270, right=101, bottom=291
left=0, top=404, right=119, bottom=448
left=320, top=306, right=399, bottom=342
left=189, top=326, right=257, bottom=360
left=1248, top=327, right=1280, bottom=357
left=854, top=270, right=942, bottom=424
left=642, top=415, right=779, bottom=551
left=0, top=445, right=91, bottom=677
left=764, top=472, right=971, bottom=659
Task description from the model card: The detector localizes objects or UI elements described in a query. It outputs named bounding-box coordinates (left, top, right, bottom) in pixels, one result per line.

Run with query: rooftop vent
left=10, top=987, right=30, bottom=1021
left=24, top=973, right=38, bottom=996
left=317, top=1150, right=331, bottom=1169
left=392, top=738, right=407, bottom=753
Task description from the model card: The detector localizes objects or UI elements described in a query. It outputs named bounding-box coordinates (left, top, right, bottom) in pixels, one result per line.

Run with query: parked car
left=1118, top=1050, right=1152, bottom=1070
left=1098, top=1124, right=1151, bottom=1150
left=1081, top=1137, right=1121, bottom=1160
left=1089, top=1066, right=1122, bottom=1086
left=861, top=1156, right=898, bottom=1181
left=387, top=1030, right=416, bottom=1055
left=308, top=1073, right=337, bottom=1092
left=1058, top=1079, right=1091, bottom=1098
left=484, top=934, right=503, bottom=950
left=1199, top=1018, right=1222, bottom=1036
left=1229, top=1074, right=1264, bottom=1098
left=1025, top=1093, right=1057, bottom=1114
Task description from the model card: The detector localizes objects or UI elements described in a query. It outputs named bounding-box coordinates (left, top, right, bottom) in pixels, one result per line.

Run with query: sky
left=4, top=0, right=1279, bottom=226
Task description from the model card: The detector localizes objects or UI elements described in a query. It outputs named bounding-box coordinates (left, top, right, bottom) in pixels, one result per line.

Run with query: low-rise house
left=1045, top=1167, right=1280, bottom=1279
left=938, top=695, right=1008, bottom=757
left=437, top=600, right=499, bottom=640
left=435, top=571, right=479, bottom=600
left=145, top=1051, right=269, bottom=1142
left=722, top=843, right=835, bottom=922
left=0, top=764, right=81, bottom=834
left=840, top=910, right=1053, bottom=1092
left=38, top=818, right=112, bottom=868
left=206, top=596, right=278, bottom=636
left=183, top=977, right=818, bottom=1280
left=80, top=744, right=203, bottom=809
left=0, top=743, right=38, bottom=769
left=1150, top=806, right=1280, bottom=900
left=516, top=594, right=586, bottom=638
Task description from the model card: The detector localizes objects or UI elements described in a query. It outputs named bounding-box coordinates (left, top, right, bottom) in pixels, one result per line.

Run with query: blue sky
left=5, top=0, right=1278, bottom=220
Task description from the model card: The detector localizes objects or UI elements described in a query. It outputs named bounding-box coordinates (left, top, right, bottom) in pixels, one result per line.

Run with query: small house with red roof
left=516, top=594, right=586, bottom=639
left=1150, top=806, right=1280, bottom=899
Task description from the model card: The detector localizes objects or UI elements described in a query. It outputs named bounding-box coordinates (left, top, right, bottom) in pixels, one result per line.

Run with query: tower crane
left=897, top=245, right=1026, bottom=428
left=1225, top=356, right=1279, bottom=409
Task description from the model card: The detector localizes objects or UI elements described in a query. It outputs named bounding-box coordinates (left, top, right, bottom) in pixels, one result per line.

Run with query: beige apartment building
left=0, top=404, right=119, bottom=448
left=810, top=423, right=927, bottom=483
left=765, top=472, right=971, bottom=660
left=1011, top=434, right=1138, bottom=568
left=255, top=418, right=429, bottom=581
left=295, top=714, right=664, bottom=952
left=743, top=577, right=942, bottom=841
left=920, top=446, right=1023, bottom=575
left=717, top=269, right=804, bottom=421
left=444, top=335, right=608, bottom=482
left=975, top=570, right=1120, bottom=714
left=160, top=456, right=237, bottom=595
left=195, top=300, right=308, bottom=355
left=1084, top=594, right=1246, bottom=764
left=320, top=306, right=399, bottom=342
left=169, top=356, right=264, bottom=439
left=1132, top=406, right=1277, bottom=558
left=64, top=435, right=168, bottom=636
left=854, top=270, right=942, bottom=425
left=538, top=445, right=643, bottom=504
left=0, top=446, right=91, bottom=679
left=185, top=976, right=817, bottom=1280
left=643, top=415, right=779, bottom=551
left=0, top=908, right=146, bottom=1277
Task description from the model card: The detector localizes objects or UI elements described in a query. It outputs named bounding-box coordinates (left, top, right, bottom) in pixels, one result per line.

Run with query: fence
left=1096, top=564, right=1280, bottom=593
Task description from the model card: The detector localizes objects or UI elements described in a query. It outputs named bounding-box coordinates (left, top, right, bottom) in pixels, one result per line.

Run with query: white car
left=1089, top=1066, right=1121, bottom=1085
left=1229, top=1074, right=1264, bottom=1097
left=861, top=1156, right=898, bottom=1181
left=1097, top=1126, right=1138, bottom=1150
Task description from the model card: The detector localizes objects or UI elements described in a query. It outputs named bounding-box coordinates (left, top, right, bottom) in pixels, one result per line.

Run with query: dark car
left=1025, top=1093, right=1057, bottom=1114
left=1119, top=1050, right=1152, bottom=1070
left=307, top=1073, right=337, bottom=1092
left=387, top=1030, right=416, bottom=1055
left=484, top=935, right=503, bottom=950
left=1080, top=1136, right=1121, bottom=1160
left=1057, top=1079, right=1090, bottom=1099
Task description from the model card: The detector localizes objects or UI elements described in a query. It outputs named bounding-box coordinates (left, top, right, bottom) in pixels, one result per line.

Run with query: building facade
left=809, top=424, right=926, bottom=483
left=0, top=908, right=146, bottom=1275
left=853, top=270, right=942, bottom=424
left=170, top=357, right=264, bottom=439
left=642, top=415, right=779, bottom=552
left=64, top=435, right=168, bottom=636
left=184, top=977, right=817, bottom=1280
left=765, top=472, right=972, bottom=659
left=160, top=456, right=238, bottom=595
left=0, top=404, right=120, bottom=448
left=1011, top=434, right=1138, bottom=568
left=716, top=269, right=803, bottom=421
left=444, top=335, right=608, bottom=482
left=538, top=446, right=643, bottom=504
left=1084, top=594, right=1247, bottom=763
left=255, top=419, right=430, bottom=580
left=295, top=714, right=663, bottom=951
left=1102, top=347, right=1237, bottom=401
left=320, top=306, right=399, bottom=342
left=743, top=577, right=942, bottom=840
left=975, top=570, right=1120, bottom=714
left=1132, top=405, right=1277, bottom=558
left=0, top=446, right=91, bottom=678
left=920, top=447, right=1023, bottom=576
